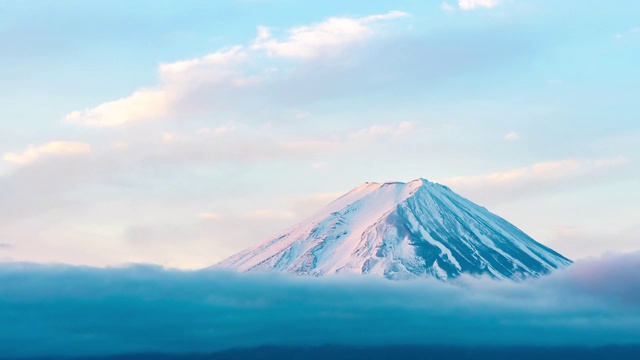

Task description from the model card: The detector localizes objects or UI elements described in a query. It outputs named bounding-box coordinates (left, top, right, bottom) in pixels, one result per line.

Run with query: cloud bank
left=0, top=252, right=639, bottom=358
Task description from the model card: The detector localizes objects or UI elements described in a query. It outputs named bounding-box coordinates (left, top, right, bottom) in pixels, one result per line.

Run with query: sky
left=1, top=0, right=639, bottom=269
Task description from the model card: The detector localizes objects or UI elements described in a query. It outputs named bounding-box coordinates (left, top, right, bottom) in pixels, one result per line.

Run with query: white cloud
left=64, top=88, right=177, bottom=127
left=157, top=46, right=247, bottom=84
left=458, top=0, right=500, bottom=10
left=2, top=141, right=91, bottom=165
left=65, top=12, right=409, bottom=127
left=64, top=47, right=250, bottom=127
left=252, top=11, right=409, bottom=59
left=504, top=131, right=519, bottom=141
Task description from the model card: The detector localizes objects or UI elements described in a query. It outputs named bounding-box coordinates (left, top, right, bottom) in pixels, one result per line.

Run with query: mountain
left=217, top=179, right=571, bottom=280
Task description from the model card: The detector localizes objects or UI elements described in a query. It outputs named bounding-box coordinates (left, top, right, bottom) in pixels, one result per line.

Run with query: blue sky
left=0, top=0, right=638, bottom=268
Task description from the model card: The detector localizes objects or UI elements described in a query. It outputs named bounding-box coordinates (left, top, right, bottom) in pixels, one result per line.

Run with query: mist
left=0, top=252, right=638, bottom=358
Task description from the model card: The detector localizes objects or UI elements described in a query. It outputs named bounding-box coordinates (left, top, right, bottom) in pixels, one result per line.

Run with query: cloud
left=252, top=11, right=409, bottom=59
left=0, top=122, right=351, bottom=226
left=65, top=47, right=249, bottom=127
left=2, top=141, right=91, bottom=165
left=157, top=46, right=246, bottom=83
left=0, top=252, right=639, bottom=357
left=458, top=0, right=500, bottom=10
left=442, top=155, right=630, bottom=202
left=64, top=12, right=409, bottom=127
left=64, top=87, right=178, bottom=127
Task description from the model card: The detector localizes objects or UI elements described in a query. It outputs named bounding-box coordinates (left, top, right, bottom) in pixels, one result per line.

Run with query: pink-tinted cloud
left=2, top=141, right=91, bottom=165
left=445, top=156, right=628, bottom=188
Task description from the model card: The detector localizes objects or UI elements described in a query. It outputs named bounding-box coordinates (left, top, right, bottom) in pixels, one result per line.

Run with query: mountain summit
left=218, top=179, right=571, bottom=280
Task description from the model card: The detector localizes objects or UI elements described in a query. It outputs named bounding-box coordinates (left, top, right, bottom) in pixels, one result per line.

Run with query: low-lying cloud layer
left=0, top=252, right=639, bottom=358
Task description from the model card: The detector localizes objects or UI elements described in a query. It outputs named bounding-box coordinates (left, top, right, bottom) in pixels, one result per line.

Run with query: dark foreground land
left=9, top=345, right=640, bottom=360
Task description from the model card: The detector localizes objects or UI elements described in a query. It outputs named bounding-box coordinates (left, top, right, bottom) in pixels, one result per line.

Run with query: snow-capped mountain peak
left=217, top=179, right=571, bottom=280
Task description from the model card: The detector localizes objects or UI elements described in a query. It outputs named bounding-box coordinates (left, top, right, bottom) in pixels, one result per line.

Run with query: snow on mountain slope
left=216, top=179, right=571, bottom=280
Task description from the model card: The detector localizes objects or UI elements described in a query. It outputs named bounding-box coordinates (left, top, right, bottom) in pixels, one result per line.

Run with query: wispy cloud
left=0, top=252, right=639, bottom=357
left=2, top=141, right=91, bottom=165
left=442, top=1, right=499, bottom=11
left=64, top=87, right=178, bottom=127
left=447, top=156, right=628, bottom=186
left=64, top=47, right=249, bottom=127
left=442, top=155, right=630, bottom=202
left=458, top=0, right=500, bottom=10
left=252, top=11, right=409, bottom=59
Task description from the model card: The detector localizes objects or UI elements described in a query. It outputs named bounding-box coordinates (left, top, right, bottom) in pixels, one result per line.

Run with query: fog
left=0, top=252, right=638, bottom=358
